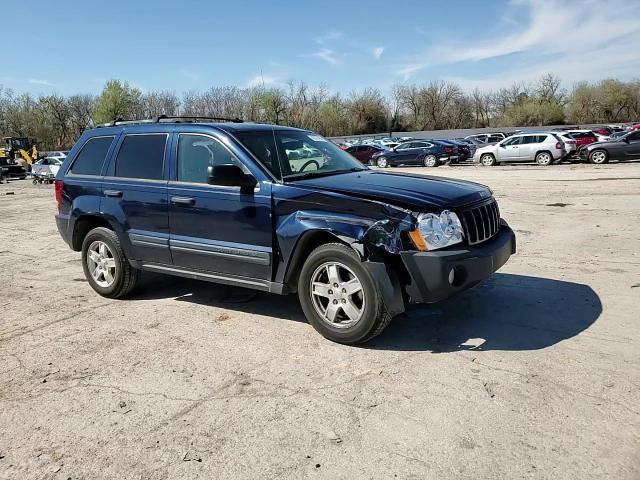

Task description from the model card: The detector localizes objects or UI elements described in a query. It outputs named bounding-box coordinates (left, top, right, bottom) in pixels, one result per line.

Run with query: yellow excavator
left=0, top=137, right=37, bottom=180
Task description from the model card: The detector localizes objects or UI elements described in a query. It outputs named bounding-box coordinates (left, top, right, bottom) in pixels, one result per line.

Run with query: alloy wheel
left=424, top=155, right=437, bottom=167
left=86, top=240, right=117, bottom=288
left=591, top=150, right=607, bottom=164
left=310, top=261, right=365, bottom=329
left=537, top=153, right=552, bottom=165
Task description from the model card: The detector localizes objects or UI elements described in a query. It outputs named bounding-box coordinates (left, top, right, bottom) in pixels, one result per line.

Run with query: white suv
left=474, top=133, right=566, bottom=166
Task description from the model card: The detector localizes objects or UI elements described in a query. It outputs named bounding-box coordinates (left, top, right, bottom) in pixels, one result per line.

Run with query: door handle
left=171, top=196, right=196, bottom=206
left=104, top=190, right=123, bottom=198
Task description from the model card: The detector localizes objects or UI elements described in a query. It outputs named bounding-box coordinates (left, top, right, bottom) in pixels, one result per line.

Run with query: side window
left=177, top=134, right=241, bottom=184
left=114, top=134, right=166, bottom=180
left=521, top=135, right=540, bottom=144
left=69, top=136, right=114, bottom=176
left=627, top=131, right=640, bottom=141
left=502, top=137, right=521, bottom=146
left=488, top=135, right=503, bottom=142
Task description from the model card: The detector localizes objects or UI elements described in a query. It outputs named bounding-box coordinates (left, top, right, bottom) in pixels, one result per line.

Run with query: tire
left=480, top=153, right=496, bottom=166
left=297, top=243, right=393, bottom=344
left=32, top=179, right=37, bottom=185
left=589, top=149, right=609, bottom=165
left=376, top=157, right=388, bottom=168
left=535, top=151, right=553, bottom=166
left=81, top=227, right=139, bottom=298
left=423, top=154, right=438, bottom=167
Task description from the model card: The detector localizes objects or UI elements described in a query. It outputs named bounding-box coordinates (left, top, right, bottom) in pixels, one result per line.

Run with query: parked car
left=43, top=150, right=68, bottom=162
left=370, top=140, right=458, bottom=167
left=565, top=130, right=599, bottom=150
left=555, top=133, right=578, bottom=161
left=32, top=157, right=64, bottom=176
left=474, top=133, right=565, bottom=166
left=54, top=118, right=515, bottom=344
left=465, top=133, right=507, bottom=144
left=578, top=130, right=640, bottom=164
left=432, top=139, right=474, bottom=162
left=346, top=144, right=387, bottom=164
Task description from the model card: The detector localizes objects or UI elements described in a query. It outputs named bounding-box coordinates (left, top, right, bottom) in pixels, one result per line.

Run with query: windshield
left=9, top=138, right=30, bottom=150
left=234, top=128, right=367, bottom=181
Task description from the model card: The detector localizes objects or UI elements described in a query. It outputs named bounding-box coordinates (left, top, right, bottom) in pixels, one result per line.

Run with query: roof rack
left=97, top=115, right=244, bottom=128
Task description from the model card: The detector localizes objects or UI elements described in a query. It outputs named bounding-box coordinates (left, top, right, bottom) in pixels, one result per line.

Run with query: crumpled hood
left=293, top=170, right=492, bottom=210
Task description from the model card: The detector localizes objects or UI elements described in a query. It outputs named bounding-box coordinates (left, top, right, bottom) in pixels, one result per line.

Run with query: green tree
left=93, top=80, right=142, bottom=124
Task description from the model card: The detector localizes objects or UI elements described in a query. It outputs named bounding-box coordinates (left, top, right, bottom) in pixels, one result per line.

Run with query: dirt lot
left=1, top=163, right=639, bottom=479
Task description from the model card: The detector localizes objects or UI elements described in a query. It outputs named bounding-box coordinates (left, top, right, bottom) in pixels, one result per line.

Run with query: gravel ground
left=0, top=163, right=639, bottom=479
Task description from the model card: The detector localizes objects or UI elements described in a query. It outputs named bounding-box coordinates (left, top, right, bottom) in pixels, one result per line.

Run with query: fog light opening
left=448, top=266, right=467, bottom=287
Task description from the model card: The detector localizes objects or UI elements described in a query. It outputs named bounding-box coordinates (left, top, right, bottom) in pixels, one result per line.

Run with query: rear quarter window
left=114, top=134, right=167, bottom=180
left=69, top=136, right=114, bottom=176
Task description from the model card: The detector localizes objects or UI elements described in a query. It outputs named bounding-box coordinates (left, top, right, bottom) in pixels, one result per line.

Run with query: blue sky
left=3, top=0, right=639, bottom=96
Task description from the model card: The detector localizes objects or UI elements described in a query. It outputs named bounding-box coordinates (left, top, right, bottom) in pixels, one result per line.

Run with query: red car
left=566, top=130, right=599, bottom=150
left=630, top=123, right=640, bottom=131
left=346, top=145, right=386, bottom=164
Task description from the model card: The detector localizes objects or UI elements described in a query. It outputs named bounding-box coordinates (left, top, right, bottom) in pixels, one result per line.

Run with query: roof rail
left=96, top=115, right=243, bottom=128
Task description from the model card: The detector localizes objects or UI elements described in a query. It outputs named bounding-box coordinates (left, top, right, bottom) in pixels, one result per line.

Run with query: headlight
left=409, top=210, right=464, bottom=251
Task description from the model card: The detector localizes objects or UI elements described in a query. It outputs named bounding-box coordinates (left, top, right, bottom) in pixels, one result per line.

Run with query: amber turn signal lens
left=408, top=229, right=428, bottom=251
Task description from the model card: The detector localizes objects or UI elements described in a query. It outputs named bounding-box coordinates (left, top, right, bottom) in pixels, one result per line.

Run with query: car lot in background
left=371, top=140, right=457, bottom=167
left=474, top=133, right=565, bottom=166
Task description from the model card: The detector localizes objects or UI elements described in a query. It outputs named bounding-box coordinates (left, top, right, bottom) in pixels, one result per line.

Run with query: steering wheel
left=298, top=159, right=320, bottom=172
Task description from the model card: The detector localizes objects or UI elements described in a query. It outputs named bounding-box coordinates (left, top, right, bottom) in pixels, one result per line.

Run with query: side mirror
left=207, top=164, right=257, bottom=192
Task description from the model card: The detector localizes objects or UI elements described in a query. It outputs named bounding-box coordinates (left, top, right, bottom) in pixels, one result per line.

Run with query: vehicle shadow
left=128, top=272, right=601, bottom=352
left=366, top=273, right=602, bottom=352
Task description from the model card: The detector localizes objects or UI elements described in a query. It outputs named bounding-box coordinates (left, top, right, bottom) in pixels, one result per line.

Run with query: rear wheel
left=480, top=153, right=496, bottom=166
left=589, top=149, right=609, bottom=164
left=81, top=227, right=139, bottom=298
left=423, top=154, right=438, bottom=167
left=298, top=243, right=392, bottom=344
left=376, top=157, right=388, bottom=168
left=535, top=151, right=552, bottom=166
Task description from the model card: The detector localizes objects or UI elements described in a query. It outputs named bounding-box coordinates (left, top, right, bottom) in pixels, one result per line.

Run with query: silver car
left=474, top=133, right=566, bottom=166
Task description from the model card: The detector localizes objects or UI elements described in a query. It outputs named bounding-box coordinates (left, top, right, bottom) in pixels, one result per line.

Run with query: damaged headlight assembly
left=409, top=210, right=464, bottom=251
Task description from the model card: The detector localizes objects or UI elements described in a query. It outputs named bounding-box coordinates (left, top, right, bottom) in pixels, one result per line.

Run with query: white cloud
left=314, top=30, right=344, bottom=45
left=372, top=47, right=384, bottom=60
left=246, top=74, right=280, bottom=88
left=311, top=49, right=341, bottom=66
left=397, top=0, right=640, bottom=83
left=28, top=78, right=54, bottom=86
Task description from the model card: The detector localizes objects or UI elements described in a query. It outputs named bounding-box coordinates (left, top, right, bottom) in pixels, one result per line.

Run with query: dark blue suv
left=55, top=117, right=515, bottom=344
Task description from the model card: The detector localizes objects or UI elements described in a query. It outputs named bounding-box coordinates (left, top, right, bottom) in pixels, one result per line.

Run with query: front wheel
left=298, top=243, right=392, bottom=344
left=480, top=153, right=496, bottom=166
left=376, top=157, right=388, bottom=168
left=589, top=149, right=609, bottom=164
left=423, top=154, right=438, bottom=167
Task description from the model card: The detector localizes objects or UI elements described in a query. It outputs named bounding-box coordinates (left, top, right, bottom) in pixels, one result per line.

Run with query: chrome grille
left=460, top=200, right=500, bottom=245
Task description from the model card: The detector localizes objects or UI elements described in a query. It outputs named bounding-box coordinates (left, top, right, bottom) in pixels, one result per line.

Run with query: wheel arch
left=71, top=215, right=116, bottom=251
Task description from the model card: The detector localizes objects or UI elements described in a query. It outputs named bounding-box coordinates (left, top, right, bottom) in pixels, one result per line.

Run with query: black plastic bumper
left=400, top=222, right=516, bottom=303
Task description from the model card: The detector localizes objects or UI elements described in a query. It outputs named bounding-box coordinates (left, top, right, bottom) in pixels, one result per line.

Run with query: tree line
left=1, top=74, right=639, bottom=150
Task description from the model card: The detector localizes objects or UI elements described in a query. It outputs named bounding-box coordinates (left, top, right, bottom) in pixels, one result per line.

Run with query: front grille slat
left=459, top=199, right=500, bottom=246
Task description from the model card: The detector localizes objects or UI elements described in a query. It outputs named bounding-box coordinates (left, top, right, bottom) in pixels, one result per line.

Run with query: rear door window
left=114, top=134, right=167, bottom=180
left=70, top=136, right=114, bottom=176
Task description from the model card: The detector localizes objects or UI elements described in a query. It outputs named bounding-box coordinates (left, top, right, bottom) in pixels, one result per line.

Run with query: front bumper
left=400, top=222, right=516, bottom=303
